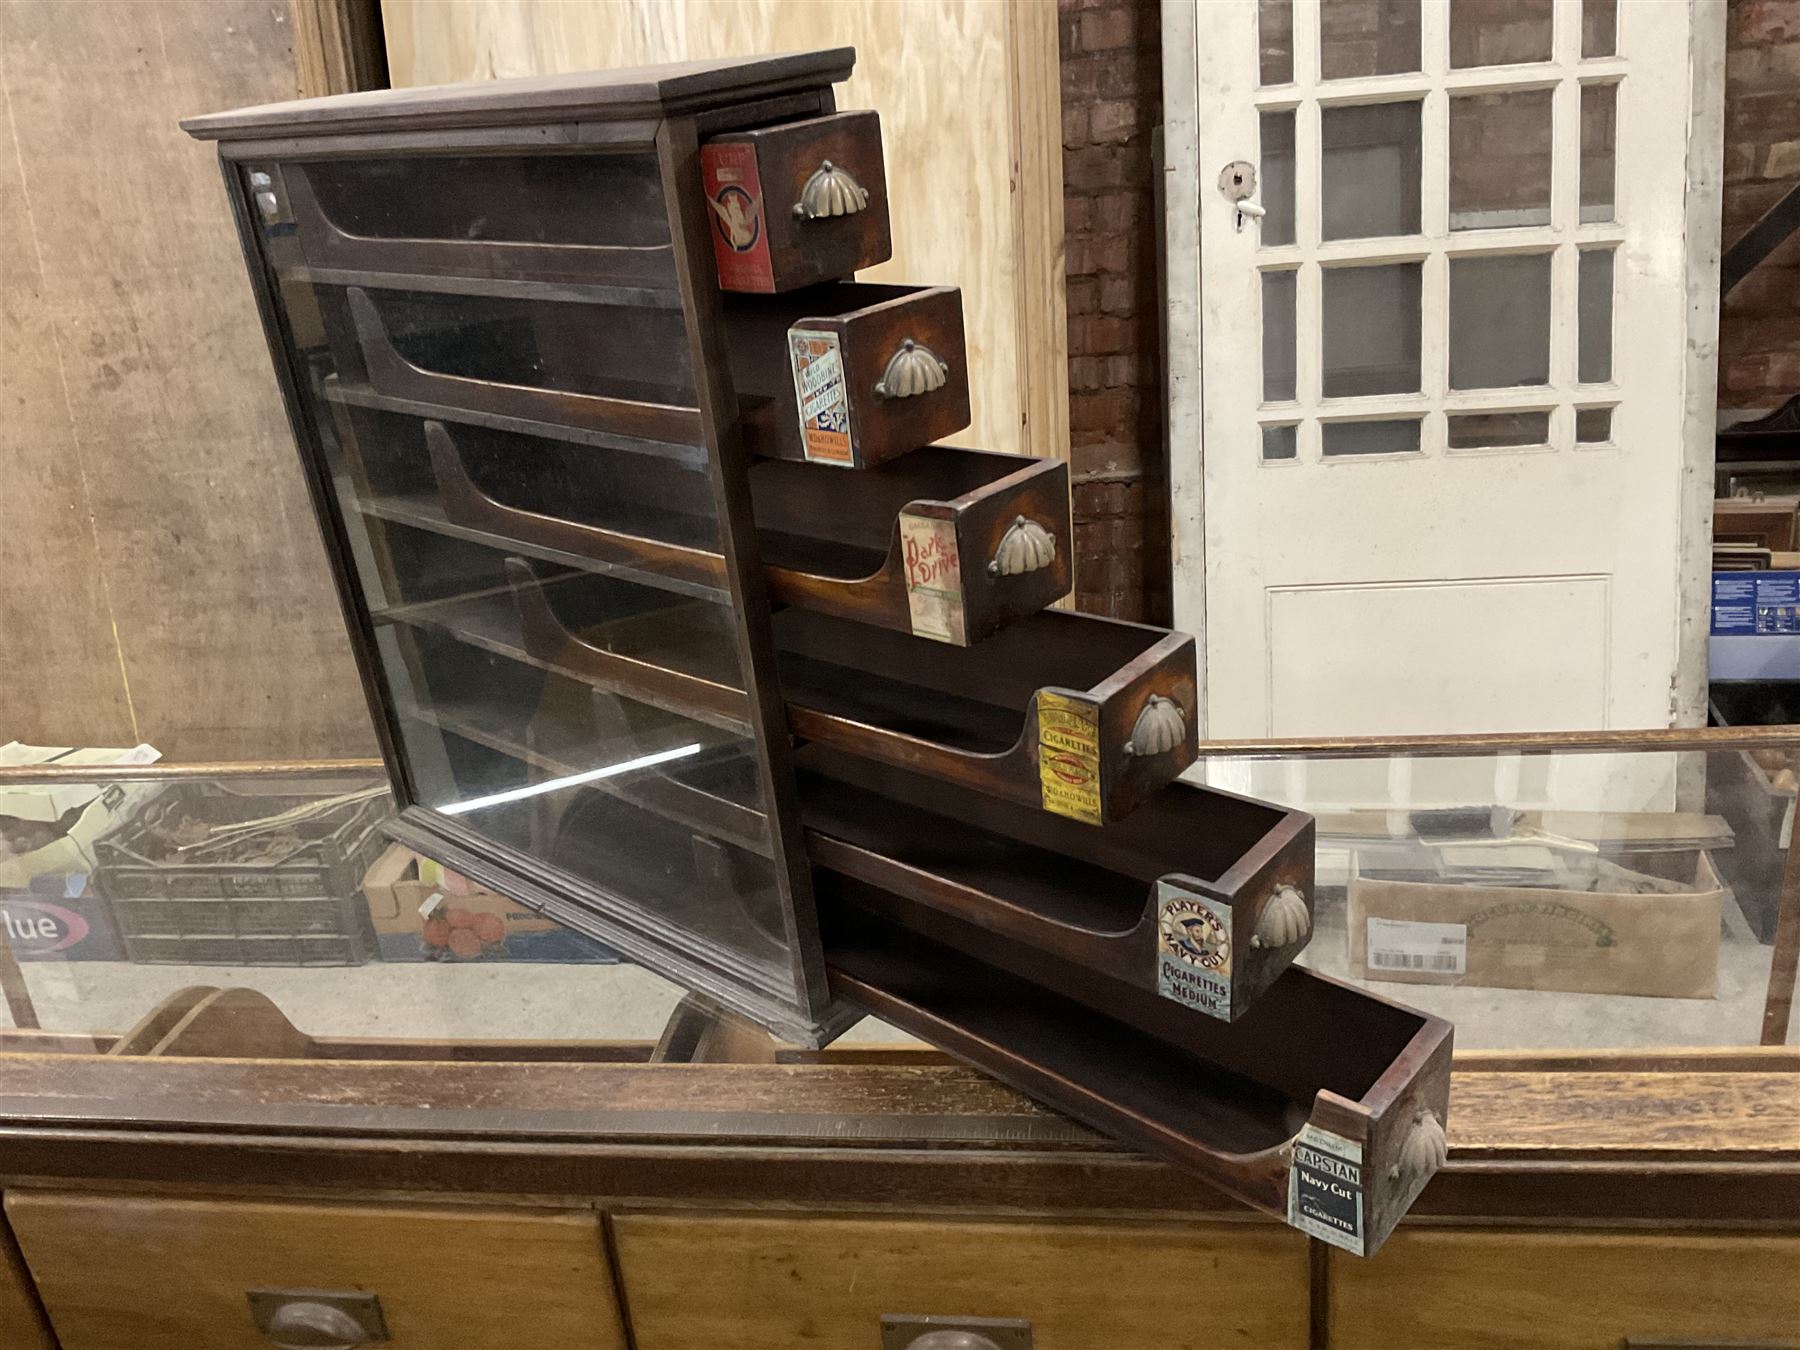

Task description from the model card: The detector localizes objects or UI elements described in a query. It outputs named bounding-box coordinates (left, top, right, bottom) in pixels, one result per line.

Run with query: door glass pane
left=1322, top=418, right=1422, bottom=456
left=1261, top=110, right=1296, bottom=246
left=1582, top=0, right=1618, bottom=58
left=1448, top=253, right=1551, bottom=389
left=1260, top=0, right=1295, bottom=85
left=1322, top=262, right=1422, bottom=396
left=1578, top=248, right=1615, bottom=383
left=1449, top=90, right=1553, bottom=230
left=1581, top=84, right=1618, bottom=223
left=1447, top=409, right=1552, bottom=449
left=1319, top=0, right=1422, bottom=80
left=1449, top=0, right=1554, bottom=68
left=1321, top=102, right=1422, bottom=240
left=1262, top=424, right=1300, bottom=460
left=1263, top=270, right=1298, bottom=401
left=1575, top=406, right=1613, bottom=443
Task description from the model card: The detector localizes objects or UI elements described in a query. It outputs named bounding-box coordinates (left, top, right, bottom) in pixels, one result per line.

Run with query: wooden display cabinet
left=187, top=50, right=1451, bottom=1249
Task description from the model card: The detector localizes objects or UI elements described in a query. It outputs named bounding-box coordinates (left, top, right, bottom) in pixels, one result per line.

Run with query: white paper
left=1366, top=916, right=1467, bottom=975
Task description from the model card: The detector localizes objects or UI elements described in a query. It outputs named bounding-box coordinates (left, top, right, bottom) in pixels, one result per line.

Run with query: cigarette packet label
left=1155, top=882, right=1233, bottom=1020
left=701, top=142, right=773, bottom=292
left=1036, top=691, right=1102, bottom=824
left=789, top=327, right=855, bottom=465
left=899, top=513, right=965, bottom=643
left=1289, top=1125, right=1365, bottom=1255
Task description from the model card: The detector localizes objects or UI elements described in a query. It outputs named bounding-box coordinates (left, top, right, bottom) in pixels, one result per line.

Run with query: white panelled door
left=1176, top=0, right=1721, bottom=781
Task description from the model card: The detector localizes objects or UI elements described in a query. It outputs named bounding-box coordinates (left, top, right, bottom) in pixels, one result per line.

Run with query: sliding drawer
left=820, top=873, right=1453, bottom=1257
left=798, top=745, right=1314, bottom=1020
left=273, top=152, right=680, bottom=293
left=776, top=608, right=1196, bottom=824
left=728, top=282, right=969, bottom=468
left=753, top=446, right=1069, bottom=643
left=328, top=282, right=966, bottom=467
left=702, top=110, right=891, bottom=293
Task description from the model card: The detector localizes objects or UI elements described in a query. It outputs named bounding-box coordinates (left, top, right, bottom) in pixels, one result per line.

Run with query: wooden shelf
left=796, top=745, right=1313, bottom=1019
left=820, top=874, right=1453, bottom=1256
left=777, top=608, right=1197, bottom=824
left=374, top=568, right=751, bottom=733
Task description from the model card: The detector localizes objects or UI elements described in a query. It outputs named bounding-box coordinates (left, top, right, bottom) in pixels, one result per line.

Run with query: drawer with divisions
left=776, top=607, right=1197, bottom=824
left=312, top=281, right=967, bottom=467
left=251, top=108, right=887, bottom=297
left=333, top=407, right=1065, bottom=643
left=797, top=744, right=1314, bottom=1021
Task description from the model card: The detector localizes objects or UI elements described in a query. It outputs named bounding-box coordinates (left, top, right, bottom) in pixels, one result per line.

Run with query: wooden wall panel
left=381, top=0, right=1068, bottom=463
left=0, top=1211, right=53, bottom=1350
left=0, top=1, right=375, bottom=759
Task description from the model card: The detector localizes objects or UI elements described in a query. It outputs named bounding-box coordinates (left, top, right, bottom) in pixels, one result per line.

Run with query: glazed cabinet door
left=613, top=1214, right=1309, bottom=1350
left=1331, top=1230, right=1800, bottom=1350
left=5, top=1193, right=627, bottom=1350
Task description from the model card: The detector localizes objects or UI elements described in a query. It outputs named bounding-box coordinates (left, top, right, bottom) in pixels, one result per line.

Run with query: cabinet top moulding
left=180, top=49, right=856, bottom=141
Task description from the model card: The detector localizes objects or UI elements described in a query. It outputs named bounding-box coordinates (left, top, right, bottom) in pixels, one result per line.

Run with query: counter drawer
left=702, top=110, right=891, bottom=293
left=614, top=1214, right=1309, bottom=1350
left=753, top=446, right=1070, bottom=643
left=728, top=282, right=970, bottom=468
left=1330, top=1230, right=1800, bottom=1350
left=4, top=1193, right=626, bottom=1350
left=0, top=1217, right=50, bottom=1350
left=776, top=607, right=1196, bottom=824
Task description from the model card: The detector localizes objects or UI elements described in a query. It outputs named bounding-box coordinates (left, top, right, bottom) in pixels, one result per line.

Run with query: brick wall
left=1059, top=0, right=1168, bottom=623
left=1060, top=0, right=1800, bottom=620
left=1722, top=0, right=1800, bottom=409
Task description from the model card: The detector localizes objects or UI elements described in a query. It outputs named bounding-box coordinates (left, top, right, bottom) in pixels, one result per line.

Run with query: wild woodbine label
left=1035, top=691, right=1102, bottom=824
left=897, top=513, right=966, bottom=643
left=788, top=328, right=855, bottom=465
left=1288, top=1124, right=1366, bottom=1254
left=1154, top=881, right=1233, bottom=1020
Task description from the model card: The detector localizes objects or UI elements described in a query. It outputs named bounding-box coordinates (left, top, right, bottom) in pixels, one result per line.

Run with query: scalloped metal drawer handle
left=874, top=338, right=949, bottom=399
left=1387, top=1104, right=1448, bottom=1187
left=793, top=160, right=869, bottom=219
left=988, top=516, right=1056, bottom=577
left=1251, top=883, right=1311, bottom=949
left=1124, top=695, right=1186, bottom=756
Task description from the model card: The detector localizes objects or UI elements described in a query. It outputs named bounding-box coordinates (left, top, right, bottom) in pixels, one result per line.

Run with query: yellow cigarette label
left=1036, top=691, right=1102, bottom=824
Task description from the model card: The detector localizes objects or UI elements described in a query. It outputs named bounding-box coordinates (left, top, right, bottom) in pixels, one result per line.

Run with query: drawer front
left=615, top=1213, right=1308, bottom=1350
left=0, top=1214, right=52, bottom=1350
left=703, top=111, right=891, bottom=293
left=1331, top=1230, right=1800, bottom=1350
left=5, top=1193, right=627, bottom=1350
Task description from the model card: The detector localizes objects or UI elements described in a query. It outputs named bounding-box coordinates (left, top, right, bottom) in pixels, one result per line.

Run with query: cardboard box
left=363, top=845, right=618, bottom=964
left=1347, top=851, right=1722, bottom=999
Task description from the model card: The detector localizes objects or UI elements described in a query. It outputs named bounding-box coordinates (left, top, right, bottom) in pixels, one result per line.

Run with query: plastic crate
left=94, top=781, right=388, bottom=966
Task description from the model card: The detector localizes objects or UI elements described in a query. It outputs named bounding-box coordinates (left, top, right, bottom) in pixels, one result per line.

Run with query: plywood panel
left=7, top=1191, right=627, bottom=1350
left=614, top=1213, right=1309, bottom=1350
left=0, top=1, right=375, bottom=758
left=1331, top=1229, right=1800, bottom=1350
left=381, top=0, right=1068, bottom=462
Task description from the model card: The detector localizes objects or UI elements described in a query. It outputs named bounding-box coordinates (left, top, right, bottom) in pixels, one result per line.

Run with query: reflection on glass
left=1447, top=410, right=1552, bottom=449
left=1322, top=102, right=1421, bottom=241
left=1449, top=90, right=1553, bottom=230
left=1260, top=0, right=1295, bottom=84
left=1581, top=83, right=1618, bottom=223
left=1579, top=249, right=1615, bottom=383
left=1322, top=418, right=1422, bottom=455
left=1582, top=0, right=1618, bottom=57
left=1322, top=262, right=1422, bottom=396
left=1450, top=0, right=1554, bottom=67
left=1263, top=270, right=1298, bottom=402
left=1448, top=253, right=1552, bottom=389
left=1260, top=110, right=1296, bottom=246
left=1320, top=0, right=1422, bottom=80
left=1262, top=424, right=1300, bottom=461
left=1575, top=406, right=1613, bottom=443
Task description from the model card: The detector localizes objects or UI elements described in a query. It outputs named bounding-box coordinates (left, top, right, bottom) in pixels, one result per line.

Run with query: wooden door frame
left=1160, top=0, right=1729, bottom=738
